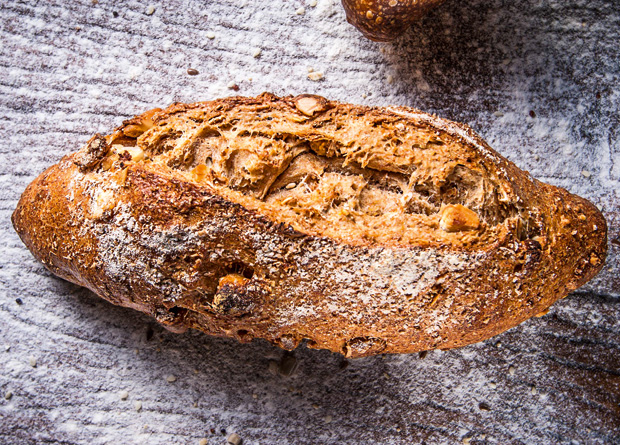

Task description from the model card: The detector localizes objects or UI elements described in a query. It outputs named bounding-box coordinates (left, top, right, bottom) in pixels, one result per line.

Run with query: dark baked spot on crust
left=212, top=273, right=267, bottom=317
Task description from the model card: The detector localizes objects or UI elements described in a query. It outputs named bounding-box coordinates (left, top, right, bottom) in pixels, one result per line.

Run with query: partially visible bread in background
left=12, top=93, right=607, bottom=357
left=342, top=0, right=446, bottom=41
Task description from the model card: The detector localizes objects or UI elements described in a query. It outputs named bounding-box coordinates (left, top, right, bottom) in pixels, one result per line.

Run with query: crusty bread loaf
left=342, top=0, right=446, bottom=41
left=12, top=93, right=607, bottom=357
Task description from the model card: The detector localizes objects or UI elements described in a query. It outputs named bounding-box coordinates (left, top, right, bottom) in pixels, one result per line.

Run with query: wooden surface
left=0, top=1, right=618, bottom=444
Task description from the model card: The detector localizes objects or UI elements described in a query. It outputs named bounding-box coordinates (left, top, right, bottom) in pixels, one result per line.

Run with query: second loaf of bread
left=12, top=93, right=607, bottom=357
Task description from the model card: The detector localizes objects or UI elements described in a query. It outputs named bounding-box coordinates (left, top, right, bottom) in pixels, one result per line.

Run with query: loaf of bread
left=342, top=0, right=446, bottom=41
left=12, top=93, right=607, bottom=357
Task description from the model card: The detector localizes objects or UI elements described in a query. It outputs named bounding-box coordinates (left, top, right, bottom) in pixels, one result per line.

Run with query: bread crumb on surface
left=146, top=5, right=155, bottom=15
left=581, top=170, right=591, bottom=178
left=252, top=48, right=262, bottom=58
left=166, top=375, right=177, bottom=383
left=310, top=0, right=318, bottom=6
left=227, top=432, right=242, bottom=445
left=324, top=414, right=333, bottom=423
left=296, top=7, right=306, bottom=15
left=119, top=390, right=129, bottom=400
left=134, top=401, right=142, bottom=411
left=198, top=439, right=208, bottom=445
left=308, top=71, right=324, bottom=81
left=493, top=111, right=504, bottom=117
left=227, top=81, right=239, bottom=91
left=29, top=356, right=37, bottom=367
left=4, top=391, right=12, bottom=400
left=206, top=32, right=215, bottom=39
left=386, top=74, right=394, bottom=84
left=462, top=438, right=471, bottom=445
left=508, top=366, right=516, bottom=375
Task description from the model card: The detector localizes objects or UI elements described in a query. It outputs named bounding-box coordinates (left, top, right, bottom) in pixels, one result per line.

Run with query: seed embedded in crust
left=439, top=204, right=480, bottom=232
left=294, top=94, right=328, bottom=116
left=192, top=164, right=208, bottom=180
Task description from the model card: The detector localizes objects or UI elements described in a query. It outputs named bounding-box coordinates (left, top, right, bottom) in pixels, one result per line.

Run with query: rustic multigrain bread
left=342, top=0, right=446, bottom=41
left=12, top=93, right=607, bottom=357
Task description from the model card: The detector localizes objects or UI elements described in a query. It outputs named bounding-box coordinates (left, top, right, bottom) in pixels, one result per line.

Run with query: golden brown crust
left=341, top=0, right=446, bottom=41
left=12, top=93, right=607, bottom=357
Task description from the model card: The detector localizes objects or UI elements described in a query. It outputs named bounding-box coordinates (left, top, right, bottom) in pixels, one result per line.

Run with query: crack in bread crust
left=107, top=94, right=531, bottom=250
left=12, top=93, right=608, bottom=357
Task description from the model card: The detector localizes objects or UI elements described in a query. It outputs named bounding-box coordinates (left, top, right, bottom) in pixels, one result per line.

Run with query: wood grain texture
left=1, top=0, right=618, bottom=444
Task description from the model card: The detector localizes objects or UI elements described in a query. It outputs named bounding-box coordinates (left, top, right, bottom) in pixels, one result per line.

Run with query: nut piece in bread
left=12, top=93, right=607, bottom=357
left=341, top=0, right=446, bottom=41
